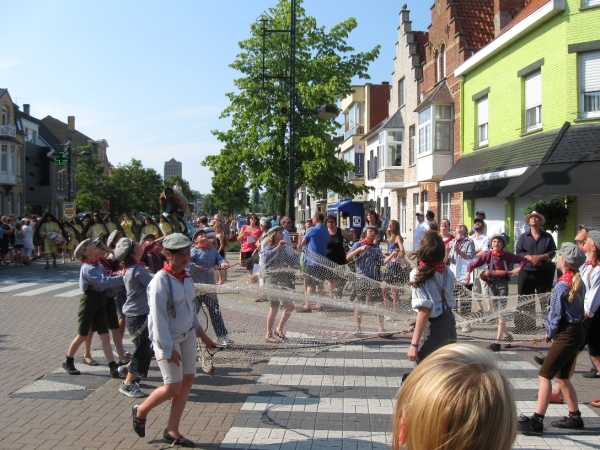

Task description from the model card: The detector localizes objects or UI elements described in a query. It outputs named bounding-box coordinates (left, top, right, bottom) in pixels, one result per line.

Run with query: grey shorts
left=304, top=265, right=322, bottom=286
left=156, top=328, right=197, bottom=384
left=115, top=291, right=126, bottom=319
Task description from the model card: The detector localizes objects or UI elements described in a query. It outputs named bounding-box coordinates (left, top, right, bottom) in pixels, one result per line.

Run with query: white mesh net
left=192, top=246, right=550, bottom=368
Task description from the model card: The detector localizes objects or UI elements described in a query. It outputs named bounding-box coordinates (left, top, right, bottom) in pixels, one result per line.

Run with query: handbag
left=452, top=256, right=474, bottom=284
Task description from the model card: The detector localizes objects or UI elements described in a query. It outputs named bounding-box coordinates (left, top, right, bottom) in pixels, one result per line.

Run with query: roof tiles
left=456, top=0, right=496, bottom=51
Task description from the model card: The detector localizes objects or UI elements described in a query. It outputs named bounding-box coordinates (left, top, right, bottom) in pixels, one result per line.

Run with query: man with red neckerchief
left=464, top=235, right=526, bottom=349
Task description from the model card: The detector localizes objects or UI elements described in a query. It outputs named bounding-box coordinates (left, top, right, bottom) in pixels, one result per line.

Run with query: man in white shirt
left=471, top=217, right=491, bottom=313
left=280, top=216, right=293, bottom=244
left=413, top=211, right=429, bottom=252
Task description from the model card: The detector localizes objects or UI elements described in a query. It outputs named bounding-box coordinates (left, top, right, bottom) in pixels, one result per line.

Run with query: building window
left=58, top=170, right=65, bottom=191
left=377, top=133, right=385, bottom=170
left=25, top=128, right=37, bottom=143
left=409, top=125, right=415, bottom=166
left=1, top=145, right=6, bottom=172
left=434, top=51, right=439, bottom=83
left=418, top=108, right=432, bottom=154
left=524, top=70, right=542, bottom=132
left=1, top=107, right=7, bottom=126
left=400, top=196, right=407, bottom=235
left=477, top=96, right=489, bottom=147
left=580, top=51, right=600, bottom=118
left=423, top=191, right=429, bottom=214
left=441, top=192, right=451, bottom=220
left=413, top=192, right=420, bottom=214
left=344, top=103, right=365, bottom=140
left=584, top=0, right=600, bottom=6
left=438, top=45, right=446, bottom=81
left=398, top=78, right=405, bottom=107
left=388, top=131, right=403, bottom=167
left=418, top=105, right=452, bottom=155
left=9, top=145, right=15, bottom=174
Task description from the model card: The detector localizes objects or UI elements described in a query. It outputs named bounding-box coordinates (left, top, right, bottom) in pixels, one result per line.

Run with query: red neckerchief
left=419, top=261, right=446, bottom=274
left=197, top=244, right=212, bottom=250
left=491, top=250, right=505, bottom=258
left=163, top=263, right=190, bottom=282
left=585, top=259, right=597, bottom=266
left=360, top=239, right=374, bottom=246
left=83, top=258, right=100, bottom=265
left=557, top=270, right=576, bottom=289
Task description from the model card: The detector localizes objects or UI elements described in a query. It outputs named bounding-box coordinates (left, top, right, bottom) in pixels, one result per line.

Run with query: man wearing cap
left=62, top=238, right=125, bottom=377
left=515, top=211, right=557, bottom=332
left=469, top=211, right=487, bottom=236
left=413, top=211, right=429, bottom=252
left=187, top=229, right=232, bottom=348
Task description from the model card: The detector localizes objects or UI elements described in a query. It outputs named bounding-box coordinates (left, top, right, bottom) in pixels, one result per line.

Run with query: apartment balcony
left=343, top=124, right=365, bottom=142
left=0, top=172, right=17, bottom=186
left=0, top=125, right=16, bottom=138
left=417, top=152, right=453, bottom=182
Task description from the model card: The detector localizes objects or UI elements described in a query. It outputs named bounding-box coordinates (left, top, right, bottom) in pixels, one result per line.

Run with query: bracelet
left=410, top=343, right=419, bottom=348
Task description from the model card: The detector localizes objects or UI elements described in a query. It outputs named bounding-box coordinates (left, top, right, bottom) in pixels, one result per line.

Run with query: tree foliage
left=203, top=0, right=379, bottom=215
left=520, top=197, right=570, bottom=233
left=106, top=159, right=163, bottom=215
left=202, top=193, right=218, bottom=216
left=74, top=145, right=107, bottom=212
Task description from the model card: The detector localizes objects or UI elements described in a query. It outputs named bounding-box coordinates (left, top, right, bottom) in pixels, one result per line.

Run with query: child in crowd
left=518, top=242, right=587, bottom=435
left=408, top=231, right=456, bottom=363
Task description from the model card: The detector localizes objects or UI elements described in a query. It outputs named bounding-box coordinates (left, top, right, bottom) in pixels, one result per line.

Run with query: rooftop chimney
left=494, top=0, right=525, bottom=36
left=68, top=116, right=75, bottom=131
left=23, top=104, right=30, bottom=115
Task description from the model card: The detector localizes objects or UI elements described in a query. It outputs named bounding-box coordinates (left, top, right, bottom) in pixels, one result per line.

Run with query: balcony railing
left=0, top=172, right=16, bottom=185
left=344, top=125, right=364, bottom=141
left=0, top=125, right=16, bottom=138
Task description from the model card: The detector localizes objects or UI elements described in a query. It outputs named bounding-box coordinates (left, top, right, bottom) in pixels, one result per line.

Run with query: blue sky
left=1, top=0, right=431, bottom=194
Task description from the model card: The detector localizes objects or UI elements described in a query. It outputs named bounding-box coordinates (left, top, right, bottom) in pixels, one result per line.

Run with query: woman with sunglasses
left=237, top=214, right=261, bottom=279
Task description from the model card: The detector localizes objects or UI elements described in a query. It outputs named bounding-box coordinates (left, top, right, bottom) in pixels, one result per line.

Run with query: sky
left=1, top=0, right=431, bottom=194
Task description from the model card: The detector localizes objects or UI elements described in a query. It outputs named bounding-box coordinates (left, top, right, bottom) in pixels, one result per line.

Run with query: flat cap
left=163, top=233, right=191, bottom=251
left=107, top=230, right=123, bottom=248
left=74, top=238, right=92, bottom=261
left=557, top=242, right=586, bottom=268
left=114, top=238, right=133, bottom=261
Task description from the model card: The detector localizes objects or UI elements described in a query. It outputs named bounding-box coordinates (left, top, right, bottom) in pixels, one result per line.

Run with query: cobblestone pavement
left=1, top=258, right=600, bottom=449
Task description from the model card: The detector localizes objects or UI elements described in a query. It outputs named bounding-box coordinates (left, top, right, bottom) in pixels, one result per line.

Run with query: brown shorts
left=539, top=320, right=585, bottom=380
left=77, top=290, right=109, bottom=336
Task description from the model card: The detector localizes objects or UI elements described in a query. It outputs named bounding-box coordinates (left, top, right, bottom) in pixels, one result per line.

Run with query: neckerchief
left=557, top=270, right=576, bottom=289
left=83, top=258, right=100, bottom=266
left=418, top=261, right=446, bottom=274
left=585, top=259, right=597, bottom=266
left=163, top=263, right=190, bottom=282
left=491, top=250, right=505, bottom=258
left=360, top=239, right=374, bottom=246
left=197, top=244, right=212, bottom=250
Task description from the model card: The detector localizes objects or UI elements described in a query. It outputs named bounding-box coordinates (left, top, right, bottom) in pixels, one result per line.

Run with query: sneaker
left=551, top=414, right=583, bottom=429
left=119, top=382, right=146, bottom=398
left=533, top=356, right=545, bottom=366
left=582, top=368, right=600, bottom=378
left=216, top=336, right=234, bottom=348
left=117, top=365, right=128, bottom=378
left=518, top=414, right=544, bottom=435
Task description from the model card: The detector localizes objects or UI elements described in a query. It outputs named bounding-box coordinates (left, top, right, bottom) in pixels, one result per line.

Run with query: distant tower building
left=164, top=158, right=182, bottom=181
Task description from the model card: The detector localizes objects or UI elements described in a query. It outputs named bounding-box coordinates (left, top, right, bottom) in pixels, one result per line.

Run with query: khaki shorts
left=156, top=328, right=197, bottom=384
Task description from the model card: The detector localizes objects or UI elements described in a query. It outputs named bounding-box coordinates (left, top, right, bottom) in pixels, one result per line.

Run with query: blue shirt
left=188, top=246, right=226, bottom=285
left=79, top=262, right=124, bottom=297
left=545, top=281, right=584, bottom=338
left=348, top=241, right=383, bottom=279
left=302, top=223, right=329, bottom=266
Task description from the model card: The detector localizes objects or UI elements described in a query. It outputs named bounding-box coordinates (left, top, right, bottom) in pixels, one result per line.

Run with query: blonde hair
left=392, top=343, right=516, bottom=450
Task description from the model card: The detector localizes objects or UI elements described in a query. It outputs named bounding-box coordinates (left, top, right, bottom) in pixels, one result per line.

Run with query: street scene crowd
left=2, top=200, right=598, bottom=448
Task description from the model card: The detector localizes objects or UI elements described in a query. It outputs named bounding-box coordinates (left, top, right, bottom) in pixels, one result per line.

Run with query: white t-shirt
left=471, top=233, right=491, bottom=269
left=413, top=221, right=429, bottom=251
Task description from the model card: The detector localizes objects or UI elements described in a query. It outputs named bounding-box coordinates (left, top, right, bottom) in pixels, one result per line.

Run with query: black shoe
left=131, top=405, right=146, bottom=437
left=534, top=356, right=545, bottom=366
left=163, top=429, right=196, bottom=447
left=488, top=343, right=501, bottom=352
left=518, top=414, right=543, bottom=435
left=551, top=415, right=584, bottom=429
left=582, top=368, right=600, bottom=378
left=62, top=357, right=81, bottom=375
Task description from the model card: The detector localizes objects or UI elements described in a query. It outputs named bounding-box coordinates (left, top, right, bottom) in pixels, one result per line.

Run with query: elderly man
left=515, top=211, right=557, bottom=332
left=279, top=216, right=293, bottom=244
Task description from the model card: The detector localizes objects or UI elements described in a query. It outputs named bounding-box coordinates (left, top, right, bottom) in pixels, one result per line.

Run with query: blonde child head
left=392, top=343, right=516, bottom=450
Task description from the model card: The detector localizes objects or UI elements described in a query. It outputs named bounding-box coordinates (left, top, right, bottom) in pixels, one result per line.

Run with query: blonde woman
left=392, top=343, right=516, bottom=450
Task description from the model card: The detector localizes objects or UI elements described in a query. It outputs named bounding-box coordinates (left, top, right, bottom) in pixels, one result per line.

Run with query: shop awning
left=327, top=199, right=362, bottom=214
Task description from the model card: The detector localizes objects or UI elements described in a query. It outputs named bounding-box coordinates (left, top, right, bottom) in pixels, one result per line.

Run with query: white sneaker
left=119, top=382, right=146, bottom=398
left=216, top=336, right=234, bottom=348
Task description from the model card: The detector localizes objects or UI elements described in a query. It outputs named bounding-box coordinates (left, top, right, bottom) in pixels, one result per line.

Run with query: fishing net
left=191, top=245, right=550, bottom=367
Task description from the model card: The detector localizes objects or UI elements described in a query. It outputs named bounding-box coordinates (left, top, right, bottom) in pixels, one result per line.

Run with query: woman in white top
left=132, top=234, right=216, bottom=447
left=22, top=219, right=34, bottom=265
left=408, top=231, right=457, bottom=363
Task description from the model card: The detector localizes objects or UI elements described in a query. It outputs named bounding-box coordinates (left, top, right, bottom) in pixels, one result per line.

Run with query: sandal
left=265, top=337, right=278, bottom=343
left=163, top=429, right=196, bottom=448
left=590, top=398, right=600, bottom=408
left=274, top=330, right=288, bottom=340
left=83, top=357, right=98, bottom=366
left=132, top=405, right=146, bottom=437
left=298, top=307, right=312, bottom=313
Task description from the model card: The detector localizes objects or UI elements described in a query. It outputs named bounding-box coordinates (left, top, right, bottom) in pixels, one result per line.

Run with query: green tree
left=74, top=145, right=107, bottom=212
left=211, top=173, right=249, bottom=215
left=203, top=193, right=218, bottom=216
left=521, top=197, right=570, bottom=233
left=105, top=159, right=164, bottom=214
left=203, top=0, right=378, bottom=215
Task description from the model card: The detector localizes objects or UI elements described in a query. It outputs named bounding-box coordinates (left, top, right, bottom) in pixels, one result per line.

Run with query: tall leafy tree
left=202, top=194, right=218, bottom=216
left=105, top=159, right=163, bottom=214
left=203, top=0, right=378, bottom=215
left=74, top=145, right=107, bottom=212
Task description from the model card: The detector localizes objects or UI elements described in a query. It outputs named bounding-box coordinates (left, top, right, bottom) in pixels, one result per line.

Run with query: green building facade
left=440, top=0, right=600, bottom=248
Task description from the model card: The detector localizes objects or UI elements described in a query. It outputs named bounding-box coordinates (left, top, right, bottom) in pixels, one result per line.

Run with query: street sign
left=63, top=202, right=76, bottom=220
left=352, top=216, right=361, bottom=227
left=102, top=200, right=110, bottom=213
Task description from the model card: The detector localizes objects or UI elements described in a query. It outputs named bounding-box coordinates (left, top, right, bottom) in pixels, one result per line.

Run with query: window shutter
left=525, top=71, right=542, bottom=109
left=581, top=51, right=600, bottom=93
left=477, top=97, right=489, bottom=125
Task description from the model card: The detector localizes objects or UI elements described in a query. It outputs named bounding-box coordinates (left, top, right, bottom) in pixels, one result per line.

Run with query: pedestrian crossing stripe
left=0, top=281, right=82, bottom=297
left=13, top=281, right=78, bottom=296
left=0, top=282, right=39, bottom=292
